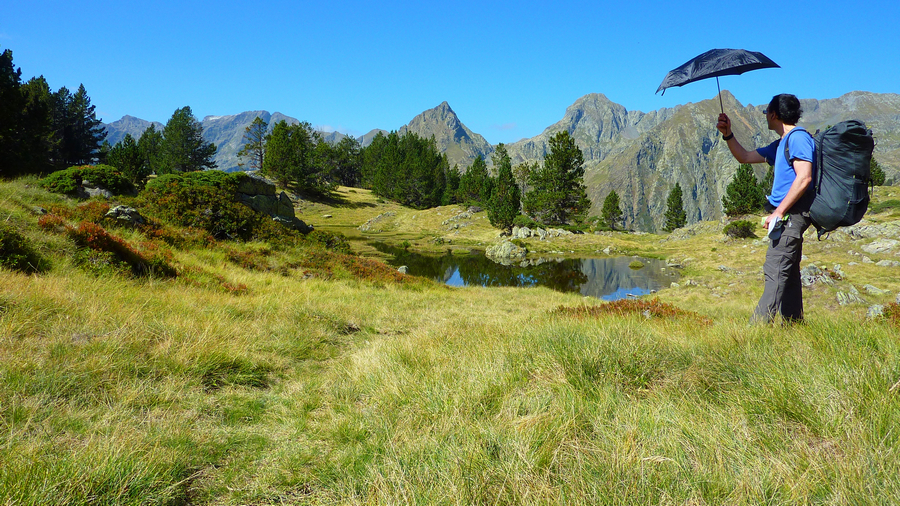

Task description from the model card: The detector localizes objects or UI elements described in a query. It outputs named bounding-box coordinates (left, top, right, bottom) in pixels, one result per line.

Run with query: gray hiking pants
left=751, top=211, right=811, bottom=324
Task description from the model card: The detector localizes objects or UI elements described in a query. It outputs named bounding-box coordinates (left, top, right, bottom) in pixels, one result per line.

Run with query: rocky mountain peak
left=399, top=102, right=493, bottom=169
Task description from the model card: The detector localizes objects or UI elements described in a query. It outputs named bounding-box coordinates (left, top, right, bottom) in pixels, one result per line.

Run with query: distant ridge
left=102, top=91, right=900, bottom=230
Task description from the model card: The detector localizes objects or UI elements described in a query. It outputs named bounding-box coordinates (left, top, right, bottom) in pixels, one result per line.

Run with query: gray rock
left=535, top=228, right=548, bottom=240
left=837, top=291, right=867, bottom=306
left=272, top=216, right=312, bottom=233
left=78, top=186, right=113, bottom=199
left=864, top=284, right=891, bottom=295
left=867, top=305, right=885, bottom=319
left=359, top=212, right=396, bottom=232
left=862, top=239, right=900, bottom=255
left=398, top=266, right=409, bottom=274
left=105, top=205, right=146, bottom=226
left=876, top=260, right=900, bottom=267
left=235, top=173, right=276, bottom=196
left=511, top=226, right=533, bottom=240
left=801, top=265, right=827, bottom=287
left=485, top=240, right=527, bottom=264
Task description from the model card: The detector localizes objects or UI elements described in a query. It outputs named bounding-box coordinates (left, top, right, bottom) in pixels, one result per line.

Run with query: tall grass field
left=2, top=177, right=900, bottom=505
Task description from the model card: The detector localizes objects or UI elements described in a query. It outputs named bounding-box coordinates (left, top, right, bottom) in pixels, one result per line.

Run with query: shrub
left=66, top=221, right=176, bottom=277
left=553, top=299, right=712, bottom=325
left=38, top=165, right=135, bottom=196
left=140, top=172, right=269, bottom=241
left=512, top=215, right=539, bottom=229
left=0, top=224, right=49, bottom=273
left=48, top=201, right=111, bottom=223
left=723, top=220, right=757, bottom=239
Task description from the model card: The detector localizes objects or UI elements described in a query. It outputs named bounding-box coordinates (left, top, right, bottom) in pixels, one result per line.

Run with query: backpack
left=785, top=120, right=875, bottom=239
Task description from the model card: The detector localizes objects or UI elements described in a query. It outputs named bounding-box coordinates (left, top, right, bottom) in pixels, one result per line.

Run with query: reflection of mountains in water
left=577, top=257, right=679, bottom=300
left=372, top=243, right=679, bottom=301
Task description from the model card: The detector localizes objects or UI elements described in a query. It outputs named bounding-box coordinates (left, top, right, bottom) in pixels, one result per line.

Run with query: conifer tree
left=871, top=157, right=886, bottom=186
left=261, top=120, right=297, bottom=188
left=237, top=116, right=267, bottom=171
left=107, top=134, right=146, bottom=185
left=458, top=156, right=491, bottom=205
left=722, top=163, right=764, bottom=216
left=137, top=125, right=163, bottom=176
left=487, top=144, right=520, bottom=230
left=160, top=106, right=217, bottom=173
left=663, top=182, right=687, bottom=232
left=601, top=190, right=623, bottom=230
left=522, top=131, right=590, bottom=225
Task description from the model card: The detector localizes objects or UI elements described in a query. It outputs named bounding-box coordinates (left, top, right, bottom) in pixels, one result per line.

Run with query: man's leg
left=751, top=236, right=802, bottom=324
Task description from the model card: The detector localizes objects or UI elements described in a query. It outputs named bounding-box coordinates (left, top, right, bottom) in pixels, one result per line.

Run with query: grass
left=2, top=177, right=900, bottom=504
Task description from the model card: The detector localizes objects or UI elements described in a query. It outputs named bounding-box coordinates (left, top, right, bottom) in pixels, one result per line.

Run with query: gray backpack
left=785, top=120, right=874, bottom=239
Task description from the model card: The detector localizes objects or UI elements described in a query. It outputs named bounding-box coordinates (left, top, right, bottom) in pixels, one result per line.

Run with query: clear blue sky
left=4, top=0, right=898, bottom=145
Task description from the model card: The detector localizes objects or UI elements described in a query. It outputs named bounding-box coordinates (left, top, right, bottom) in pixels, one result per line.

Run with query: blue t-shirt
left=756, top=127, right=815, bottom=207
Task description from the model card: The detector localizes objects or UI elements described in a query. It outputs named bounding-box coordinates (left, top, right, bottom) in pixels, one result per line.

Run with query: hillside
left=2, top=175, right=900, bottom=504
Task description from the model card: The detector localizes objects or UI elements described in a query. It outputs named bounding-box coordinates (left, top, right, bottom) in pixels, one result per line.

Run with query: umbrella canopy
left=656, top=48, right=780, bottom=95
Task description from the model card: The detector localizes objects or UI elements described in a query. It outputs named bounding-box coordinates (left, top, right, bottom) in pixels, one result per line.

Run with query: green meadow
left=2, top=177, right=900, bottom=505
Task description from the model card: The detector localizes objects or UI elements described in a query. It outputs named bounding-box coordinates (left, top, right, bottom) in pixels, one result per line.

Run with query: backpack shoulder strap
left=782, top=127, right=807, bottom=165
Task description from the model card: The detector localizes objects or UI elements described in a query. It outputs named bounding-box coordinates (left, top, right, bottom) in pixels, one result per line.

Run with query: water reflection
left=372, top=243, right=679, bottom=301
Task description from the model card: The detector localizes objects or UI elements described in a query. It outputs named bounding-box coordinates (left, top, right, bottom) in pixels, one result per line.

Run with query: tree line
left=1, top=47, right=106, bottom=176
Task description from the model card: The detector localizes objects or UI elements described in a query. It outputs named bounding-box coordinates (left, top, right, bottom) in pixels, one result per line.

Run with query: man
left=716, top=94, right=814, bottom=324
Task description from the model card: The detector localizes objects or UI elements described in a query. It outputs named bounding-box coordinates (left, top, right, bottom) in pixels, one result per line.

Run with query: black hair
left=768, top=94, right=802, bottom=125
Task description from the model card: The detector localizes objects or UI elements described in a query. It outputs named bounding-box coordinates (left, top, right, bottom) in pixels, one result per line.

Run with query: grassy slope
left=2, top=178, right=900, bottom=505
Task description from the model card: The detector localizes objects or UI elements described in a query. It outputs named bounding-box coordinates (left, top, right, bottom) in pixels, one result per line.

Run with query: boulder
left=105, top=205, right=146, bottom=226
left=235, top=173, right=276, bottom=196
left=485, top=240, right=527, bottom=265
left=862, top=239, right=900, bottom=255
left=867, top=305, right=885, bottom=319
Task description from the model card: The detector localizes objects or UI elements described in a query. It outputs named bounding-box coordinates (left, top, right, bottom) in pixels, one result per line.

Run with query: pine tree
left=14, top=76, right=55, bottom=174
left=67, top=84, right=106, bottom=165
left=601, top=190, right=623, bottom=230
left=261, top=120, right=297, bottom=188
left=236, top=116, right=267, bottom=171
left=487, top=143, right=520, bottom=230
left=458, top=156, right=491, bottom=205
left=137, top=125, right=163, bottom=176
left=442, top=164, right=461, bottom=205
left=871, top=157, right=886, bottom=186
left=722, top=163, right=764, bottom=216
left=160, top=106, right=217, bottom=173
left=522, top=131, right=590, bottom=226
left=107, top=134, right=146, bottom=185
left=663, top=182, right=687, bottom=232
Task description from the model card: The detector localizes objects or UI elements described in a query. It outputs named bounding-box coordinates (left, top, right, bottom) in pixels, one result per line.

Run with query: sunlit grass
left=3, top=178, right=900, bottom=504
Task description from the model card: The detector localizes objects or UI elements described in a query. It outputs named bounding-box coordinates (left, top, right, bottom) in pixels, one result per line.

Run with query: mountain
left=102, top=91, right=900, bottom=231
left=103, top=116, right=164, bottom=146
left=398, top=101, right=494, bottom=169
left=200, top=111, right=303, bottom=172
left=505, top=93, right=679, bottom=166
left=503, top=91, right=900, bottom=232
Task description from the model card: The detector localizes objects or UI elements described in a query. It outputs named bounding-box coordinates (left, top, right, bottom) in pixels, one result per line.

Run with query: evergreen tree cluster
left=101, top=106, right=217, bottom=186
left=360, top=131, right=454, bottom=209
left=1, top=47, right=106, bottom=177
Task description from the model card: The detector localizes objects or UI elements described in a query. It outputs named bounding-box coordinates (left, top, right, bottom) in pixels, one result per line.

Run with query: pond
left=372, top=244, right=679, bottom=301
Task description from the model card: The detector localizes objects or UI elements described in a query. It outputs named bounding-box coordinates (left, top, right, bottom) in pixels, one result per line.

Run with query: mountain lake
left=372, top=243, right=680, bottom=301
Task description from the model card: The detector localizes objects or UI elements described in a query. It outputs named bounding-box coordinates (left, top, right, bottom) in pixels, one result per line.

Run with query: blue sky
left=3, top=0, right=898, bottom=144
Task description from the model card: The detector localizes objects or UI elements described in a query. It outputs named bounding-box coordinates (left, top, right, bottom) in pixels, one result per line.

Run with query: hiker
left=716, top=94, right=814, bottom=324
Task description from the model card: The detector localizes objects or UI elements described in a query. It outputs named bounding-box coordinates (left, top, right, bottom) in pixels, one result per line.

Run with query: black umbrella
left=656, top=48, right=780, bottom=112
